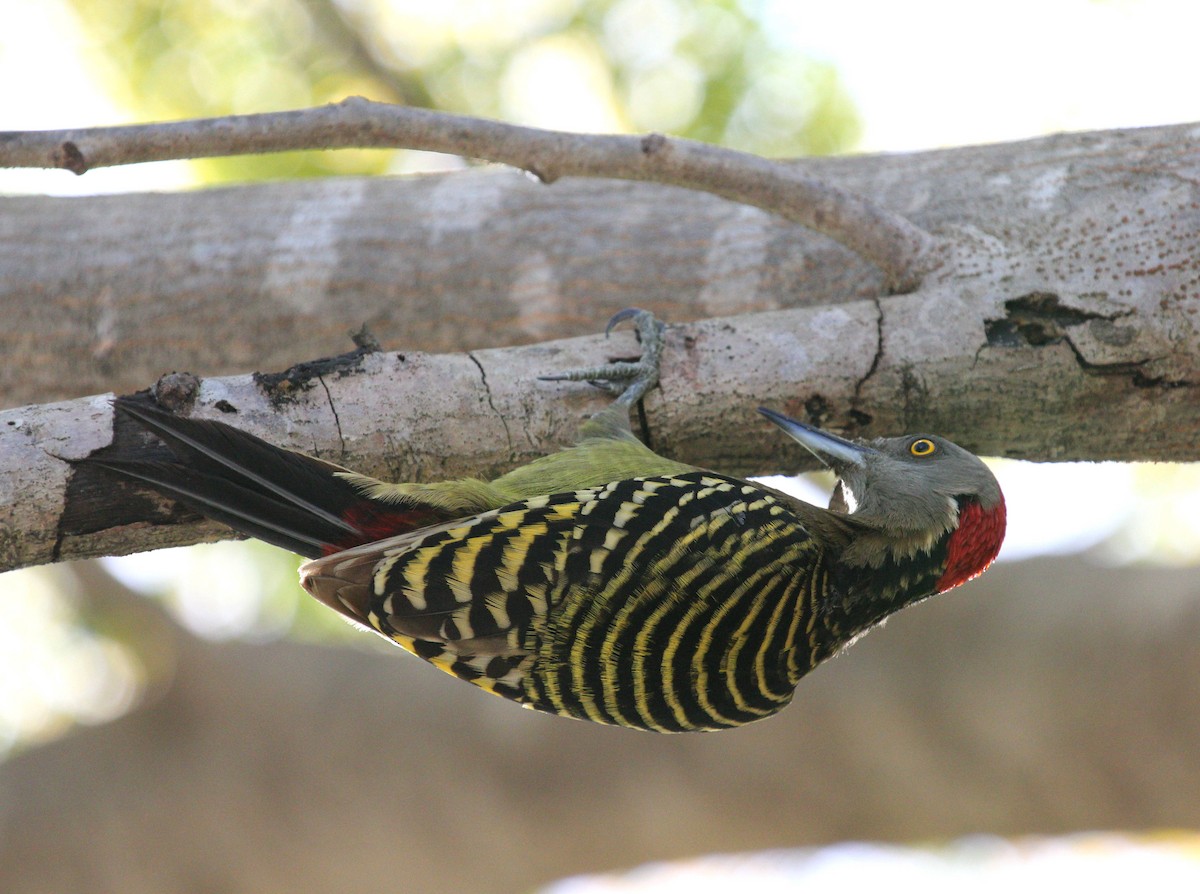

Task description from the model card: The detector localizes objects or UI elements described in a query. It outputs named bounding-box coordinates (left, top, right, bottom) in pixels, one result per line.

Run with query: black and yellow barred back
left=319, top=472, right=825, bottom=732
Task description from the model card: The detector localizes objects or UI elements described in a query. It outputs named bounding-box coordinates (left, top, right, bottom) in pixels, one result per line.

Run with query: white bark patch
left=510, top=251, right=563, bottom=339
left=808, top=306, right=858, bottom=343
left=750, top=329, right=811, bottom=382
left=92, top=286, right=118, bottom=361
left=891, top=288, right=991, bottom=361
left=196, top=375, right=254, bottom=410
left=698, top=206, right=772, bottom=316
left=1027, top=166, right=1068, bottom=211
left=426, top=172, right=508, bottom=243
left=263, top=179, right=366, bottom=314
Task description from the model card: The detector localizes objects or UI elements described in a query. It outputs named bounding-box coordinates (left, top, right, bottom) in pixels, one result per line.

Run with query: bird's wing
left=301, top=471, right=824, bottom=729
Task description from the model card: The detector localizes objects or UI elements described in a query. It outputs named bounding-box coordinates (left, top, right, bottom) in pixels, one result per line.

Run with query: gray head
left=759, top=408, right=1006, bottom=578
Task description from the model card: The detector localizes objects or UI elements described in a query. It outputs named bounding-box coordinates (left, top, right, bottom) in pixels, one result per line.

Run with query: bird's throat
left=817, top=497, right=1005, bottom=656
left=934, top=497, right=1007, bottom=593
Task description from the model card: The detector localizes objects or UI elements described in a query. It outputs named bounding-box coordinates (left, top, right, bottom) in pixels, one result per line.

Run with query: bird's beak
left=757, top=408, right=873, bottom=469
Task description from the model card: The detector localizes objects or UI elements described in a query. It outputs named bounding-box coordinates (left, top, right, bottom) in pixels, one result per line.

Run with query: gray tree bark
left=2, top=123, right=1196, bottom=404
left=3, top=123, right=1199, bottom=573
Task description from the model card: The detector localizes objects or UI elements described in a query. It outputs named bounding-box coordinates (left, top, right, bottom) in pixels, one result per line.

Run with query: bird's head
left=759, top=408, right=1006, bottom=594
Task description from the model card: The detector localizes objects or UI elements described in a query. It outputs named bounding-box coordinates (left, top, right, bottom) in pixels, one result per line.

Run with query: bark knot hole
left=984, top=292, right=1130, bottom=348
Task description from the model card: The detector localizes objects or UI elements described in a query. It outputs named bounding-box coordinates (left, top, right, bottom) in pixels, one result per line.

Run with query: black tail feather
left=98, top=398, right=400, bottom=558
left=115, top=400, right=359, bottom=536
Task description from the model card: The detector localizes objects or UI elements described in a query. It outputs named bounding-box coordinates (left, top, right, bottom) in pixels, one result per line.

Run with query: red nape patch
left=325, top=504, right=447, bottom=555
left=935, top=497, right=1007, bottom=593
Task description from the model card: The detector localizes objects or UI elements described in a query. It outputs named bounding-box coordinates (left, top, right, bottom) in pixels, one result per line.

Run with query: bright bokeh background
left=545, top=833, right=1200, bottom=893
left=3, top=9, right=1200, bottom=885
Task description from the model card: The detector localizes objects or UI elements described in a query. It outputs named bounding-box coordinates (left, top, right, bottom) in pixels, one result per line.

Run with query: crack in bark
left=316, top=374, right=345, bottom=456
left=1057, top=339, right=1192, bottom=388
left=50, top=498, right=66, bottom=563
left=1130, top=370, right=1194, bottom=389
left=467, top=352, right=514, bottom=459
left=848, top=297, right=885, bottom=429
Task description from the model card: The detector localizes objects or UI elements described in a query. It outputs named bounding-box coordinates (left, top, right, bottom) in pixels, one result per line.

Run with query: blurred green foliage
left=68, top=0, right=860, bottom=183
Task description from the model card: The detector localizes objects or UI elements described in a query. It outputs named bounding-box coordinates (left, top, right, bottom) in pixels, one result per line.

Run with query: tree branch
left=3, top=287, right=1197, bottom=574
left=4, top=124, right=1196, bottom=411
left=0, top=98, right=936, bottom=290
left=4, top=123, right=1198, bottom=573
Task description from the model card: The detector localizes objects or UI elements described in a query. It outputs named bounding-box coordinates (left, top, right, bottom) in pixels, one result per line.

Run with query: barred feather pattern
left=336, top=472, right=832, bottom=732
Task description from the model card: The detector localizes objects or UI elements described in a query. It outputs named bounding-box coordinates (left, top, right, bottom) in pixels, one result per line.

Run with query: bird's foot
left=540, top=308, right=665, bottom=408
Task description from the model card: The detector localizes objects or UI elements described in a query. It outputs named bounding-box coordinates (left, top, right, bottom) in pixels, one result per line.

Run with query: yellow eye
left=909, top=438, right=937, bottom=457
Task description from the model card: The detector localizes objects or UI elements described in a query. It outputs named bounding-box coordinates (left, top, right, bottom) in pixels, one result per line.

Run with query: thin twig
left=0, top=97, right=938, bottom=290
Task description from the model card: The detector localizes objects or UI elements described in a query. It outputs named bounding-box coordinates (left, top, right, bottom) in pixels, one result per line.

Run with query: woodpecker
left=92, top=310, right=1005, bottom=732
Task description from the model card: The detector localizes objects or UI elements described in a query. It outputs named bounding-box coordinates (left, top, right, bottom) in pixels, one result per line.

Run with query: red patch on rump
left=325, top=504, right=447, bottom=555
left=935, top=497, right=1006, bottom=593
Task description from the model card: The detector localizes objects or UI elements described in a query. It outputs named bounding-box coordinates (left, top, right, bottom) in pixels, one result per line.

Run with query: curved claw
left=605, top=307, right=645, bottom=338
left=543, top=308, right=666, bottom=409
